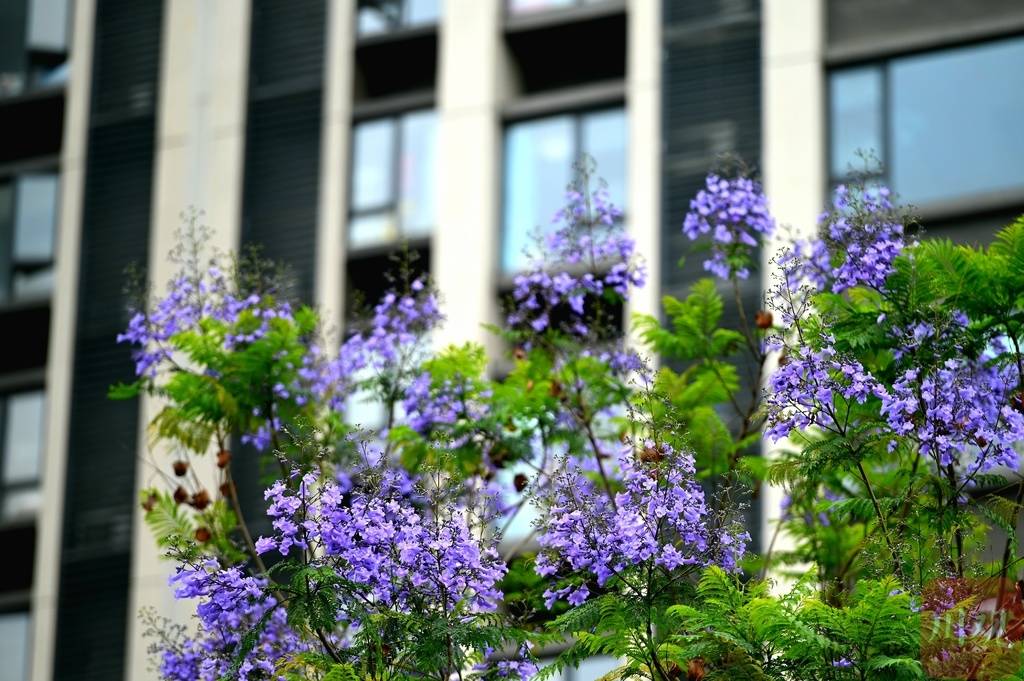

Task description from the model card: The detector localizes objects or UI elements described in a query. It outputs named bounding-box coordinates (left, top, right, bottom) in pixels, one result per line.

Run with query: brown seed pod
left=172, top=460, right=189, bottom=476
left=549, top=380, right=563, bottom=398
left=142, top=492, right=159, bottom=512
left=173, top=486, right=188, bottom=505
left=514, top=347, right=527, bottom=361
left=219, top=482, right=232, bottom=498
left=194, top=527, right=211, bottom=543
left=686, top=658, right=706, bottom=681
left=191, top=489, right=211, bottom=511
left=216, top=450, right=232, bottom=469
left=514, top=473, right=529, bottom=493
left=640, top=445, right=664, bottom=463
left=755, top=310, right=773, bottom=329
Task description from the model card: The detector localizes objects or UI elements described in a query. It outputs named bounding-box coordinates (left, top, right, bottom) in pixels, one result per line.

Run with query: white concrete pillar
left=29, top=0, right=96, bottom=678
left=124, top=1, right=252, bottom=678
left=625, top=0, right=662, bottom=354
left=316, top=1, right=356, bottom=340
left=433, top=0, right=505, bottom=350
left=760, top=0, right=825, bottom=574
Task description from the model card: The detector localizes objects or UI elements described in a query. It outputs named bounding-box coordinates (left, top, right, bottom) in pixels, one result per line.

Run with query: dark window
left=501, top=107, right=626, bottom=273
left=0, top=389, right=45, bottom=523
left=0, top=172, right=58, bottom=303
left=357, top=0, right=439, bottom=36
left=829, top=35, right=1024, bottom=208
left=0, top=0, right=70, bottom=99
left=349, top=109, right=437, bottom=252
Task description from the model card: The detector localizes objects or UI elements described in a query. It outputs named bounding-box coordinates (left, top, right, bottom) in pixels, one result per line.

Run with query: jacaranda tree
left=115, top=158, right=1024, bottom=681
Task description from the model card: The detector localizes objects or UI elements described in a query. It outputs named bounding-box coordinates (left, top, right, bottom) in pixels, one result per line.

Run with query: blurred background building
left=0, top=0, right=1022, bottom=679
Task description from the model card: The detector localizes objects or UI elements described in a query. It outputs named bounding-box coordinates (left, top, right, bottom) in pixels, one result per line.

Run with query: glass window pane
left=829, top=66, right=883, bottom=178
left=3, top=488, right=41, bottom=521
left=581, top=108, right=627, bottom=212
left=12, top=266, right=53, bottom=299
left=0, top=612, right=30, bottom=681
left=357, top=0, right=400, bottom=35
left=352, top=119, right=396, bottom=211
left=3, top=391, right=45, bottom=484
left=891, top=36, right=1024, bottom=205
left=349, top=212, right=399, bottom=251
left=27, top=0, right=69, bottom=53
left=13, top=173, right=58, bottom=262
left=406, top=0, right=439, bottom=25
left=399, top=110, right=437, bottom=237
left=0, top=182, right=13, bottom=301
left=508, top=0, right=575, bottom=14
left=502, top=115, right=574, bottom=273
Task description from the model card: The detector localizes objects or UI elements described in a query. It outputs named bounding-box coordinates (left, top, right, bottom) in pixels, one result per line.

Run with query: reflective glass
left=349, top=212, right=398, bottom=251
left=582, top=108, right=627, bottom=211
left=502, top=115, right=574, bottom=273
left=12, top=267, right=53, bottom=299
left=571, top=656, right=619, bottom=681
left=357, top=0, right=400, bottom=35
left=829, top=66, right=883, bottom=178
left=352, top=119, right=395, bottom=211
left=14, top=173, right=58, bottom=262
left=0, top=612, right=30, bottom=681
left=3, top=391, right=45, bottom=484
left=0, top=183, right=12, bottom=300
left=2, top=488, right=41, bottom=521
left=27, top=0, right=69, bottom=52
left=406, top=0, right=439, bottom=25
left=508, top=0, right=575, bottom=14
left=890, top=36, right=1024, bottom=205
left=399, top=110, right=437, bottom=236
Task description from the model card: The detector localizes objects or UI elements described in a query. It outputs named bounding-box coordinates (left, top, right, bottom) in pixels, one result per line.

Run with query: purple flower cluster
left=255, top=468, right=506, bottom=615
left=402, top=371, right=490, bottom=437
left=117, top=268, right=296, bottom=378
left=682, top=174, right=775, bottom=280
left=341, top=278, right=443, bottom=372
left=879, top=359, right=1024, bottom=471
left=161, top=561, right=303, bottom=680
left=534, top=442, right=747, bottom=607
left=787, top=185, right=906, bottom=294
left=508, top=184, right=645, bottom=337
left=765, top=337, right=883, bottom=441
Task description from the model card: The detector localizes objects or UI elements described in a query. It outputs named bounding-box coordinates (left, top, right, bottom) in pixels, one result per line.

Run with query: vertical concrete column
left=29, top=1, right=96, bottom=678
left=433, top=0, right=505, bottom=350
left=316, top=1, right=356, bottom=339
left=625, top=0, right=662, bottom=355
left=124, top=1, right=252, bottom=677
left=760, top=0, right=825, bottom=570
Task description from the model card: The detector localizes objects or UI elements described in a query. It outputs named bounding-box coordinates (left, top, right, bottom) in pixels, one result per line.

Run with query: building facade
left=0, top=0, right=1021, bottom=679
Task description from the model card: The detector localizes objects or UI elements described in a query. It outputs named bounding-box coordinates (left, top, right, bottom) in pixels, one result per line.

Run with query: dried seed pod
left=755, top=310, right=773, bottom=329
left=640, top=445, right=664, bottom=463
left=172, top=460, right=189, bottom=476
left=514, top=473, right=529, bottom=493
left=191, top=489, right=211, bottom=511
left=194, top=527, right=211, bottom=543
left=173, top=486, right=188, bottom=505
left=142, top=492, right=158, bottom=512
left=686, top=658, right=706, bottom=681
left=514, top=347, right=527, bottom=361
left=216, top=450, right=232, bottom=469
left=219, top=482, right=232, bottom=498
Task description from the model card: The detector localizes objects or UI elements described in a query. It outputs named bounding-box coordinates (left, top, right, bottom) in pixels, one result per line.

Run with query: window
left=1, top=390, right=45, bottom=522
left=0, top=0, right=70, bottom=99
left=0, top=172, right=59, bottom=303
left=829, top=35, right=1024, bottom=207
left=502, top=107, right=626, bottom=273
left=349, top=110, right=437, bottom=252
left=0, top=611, right=30, bottom=681
left=357, top=0, right=439, bottom=36
left=507, top=0, right=611, bottom=15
